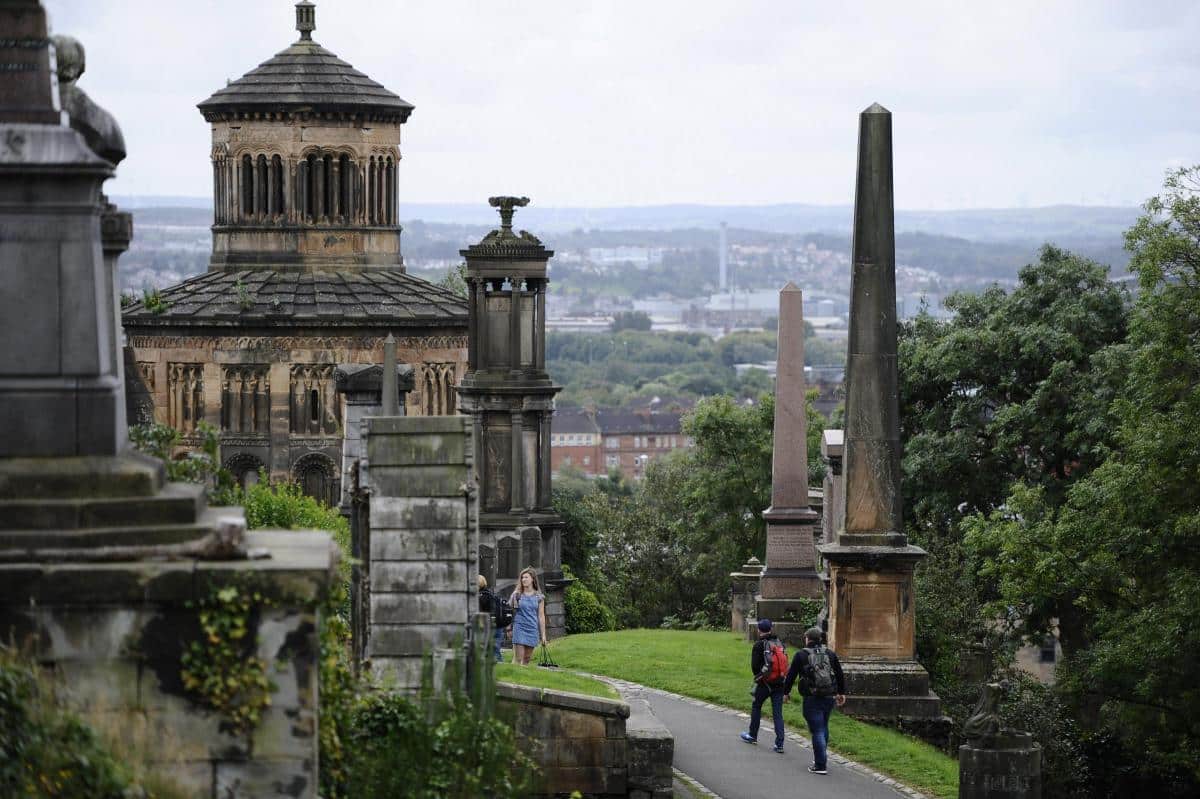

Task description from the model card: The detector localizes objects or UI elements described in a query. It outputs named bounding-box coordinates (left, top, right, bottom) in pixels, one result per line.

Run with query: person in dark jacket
left=476, top=575, right=505, bottom=663
left=740, top=618, right=789, bottom=753
left=782, top=626, right=847, bottom=775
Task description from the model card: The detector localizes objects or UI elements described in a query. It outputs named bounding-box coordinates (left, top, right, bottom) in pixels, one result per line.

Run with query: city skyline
left=44, top=0, right=1200, bottom=210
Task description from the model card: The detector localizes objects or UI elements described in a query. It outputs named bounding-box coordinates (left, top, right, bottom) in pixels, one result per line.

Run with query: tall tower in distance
left=718, top=221, right=728, bottom=292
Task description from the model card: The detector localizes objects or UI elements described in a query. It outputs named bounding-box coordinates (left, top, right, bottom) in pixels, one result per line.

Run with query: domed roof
left=197, top=2, right=413, bottom=121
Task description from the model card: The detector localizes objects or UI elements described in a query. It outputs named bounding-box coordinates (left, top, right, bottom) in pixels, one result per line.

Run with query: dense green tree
left=899, top=245, right=1128, bottom=540
left=966, top=167, right=1200, bottom=788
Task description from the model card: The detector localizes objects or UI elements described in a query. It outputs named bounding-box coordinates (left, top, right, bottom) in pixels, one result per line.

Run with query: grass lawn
left=546, top=629, right=958, bottom=799
left=495, top=662, right=620, bottom=700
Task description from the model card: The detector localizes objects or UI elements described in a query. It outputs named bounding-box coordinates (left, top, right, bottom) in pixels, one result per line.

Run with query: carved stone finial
left=488, top=196, right=530, bottom=232
left=53, top=35, right=85, bottom=86
left=296, top=0, right=316, bottom=41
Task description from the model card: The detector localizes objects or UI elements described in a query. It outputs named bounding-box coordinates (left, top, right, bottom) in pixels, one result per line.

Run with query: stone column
left=820, top=429, right=844, bottom=546
left=755, top=282, right=822, bottom=646
left=510, top=409, right=525, bottom=512
left=817, top=103, right=947, bottom=744
left=509, top=277, right=523, bottom=373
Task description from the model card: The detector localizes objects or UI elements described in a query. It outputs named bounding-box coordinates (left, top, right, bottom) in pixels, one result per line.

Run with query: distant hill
left=115, top=196, right=1138, bottom=242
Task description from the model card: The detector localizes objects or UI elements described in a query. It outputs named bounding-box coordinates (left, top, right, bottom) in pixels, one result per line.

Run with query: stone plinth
left=730, top=556, right=762, bottom=636
left=960, top=735, right=1043, bottom=799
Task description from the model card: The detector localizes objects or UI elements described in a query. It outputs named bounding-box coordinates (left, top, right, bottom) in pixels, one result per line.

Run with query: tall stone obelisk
left=753, top=282, right=823, bottom=645
left=818, top=103, right=948, bottom=744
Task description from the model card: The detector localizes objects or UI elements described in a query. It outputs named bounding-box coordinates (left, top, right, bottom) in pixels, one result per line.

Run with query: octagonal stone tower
left=198, top=0, right=413, bottom=272
left=123, top=1, right=466, bottom=499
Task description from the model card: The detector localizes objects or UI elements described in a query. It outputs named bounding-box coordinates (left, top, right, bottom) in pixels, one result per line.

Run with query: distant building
left=596, top=410, right=691, bottom=479
left=550, top=410, right=603, bottom=475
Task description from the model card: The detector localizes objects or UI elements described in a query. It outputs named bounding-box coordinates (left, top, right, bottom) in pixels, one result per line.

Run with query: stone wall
left=361, top=415, right=475, bottom=689
left=0, top=529, right=337, bottom=798
left=497, top=682, right=674, bottom=798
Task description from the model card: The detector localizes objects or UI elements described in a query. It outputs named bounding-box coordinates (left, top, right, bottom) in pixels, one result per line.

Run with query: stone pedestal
left=960, top=734, right=1043, bottom=799
left=730, top=556, right=762, bottom=636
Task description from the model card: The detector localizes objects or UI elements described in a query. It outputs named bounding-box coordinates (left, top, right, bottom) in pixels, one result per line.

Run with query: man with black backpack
left=740, top=618, right=791, bottom=753
left=783, top=626, right=847, bottom=775
left=477, top=575, right=514, bottom=663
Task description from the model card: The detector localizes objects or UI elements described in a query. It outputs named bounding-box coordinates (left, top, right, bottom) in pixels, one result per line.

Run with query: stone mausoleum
left=123, top=2, right=467, bottom=504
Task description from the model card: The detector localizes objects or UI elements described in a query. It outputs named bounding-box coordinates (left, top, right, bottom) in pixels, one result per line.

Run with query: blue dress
left=510, top=590, right=543, bottom=647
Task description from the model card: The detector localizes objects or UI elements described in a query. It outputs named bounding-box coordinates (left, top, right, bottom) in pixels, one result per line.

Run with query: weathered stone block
left=368, top=623, right=464, bottom=657
left=369, top=496, right=468, bottom=529
left=370, top=592, right=470, bottom=625
left=365, top=431, right=466, bottom=466
left=370, top=527, right=467, bottom=561
left=215, top=758, right=315, bottom=799
left=368, top=464, right=469, bottom=498
left=369, top=560, right=468, bottom=593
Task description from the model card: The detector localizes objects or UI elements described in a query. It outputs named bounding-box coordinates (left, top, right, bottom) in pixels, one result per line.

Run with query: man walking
left=740, top=618, right=790, bottom=753
left=783, top=626, right=847, bottom=775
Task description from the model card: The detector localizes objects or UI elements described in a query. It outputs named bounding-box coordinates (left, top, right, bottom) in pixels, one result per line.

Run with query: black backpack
left=486, top=589, right=515, bottom=630
left=801, top=645, right=837, bottom=697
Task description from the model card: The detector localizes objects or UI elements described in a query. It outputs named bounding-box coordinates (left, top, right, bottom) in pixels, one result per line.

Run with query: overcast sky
left=42, top=0, right=1200, bottom=210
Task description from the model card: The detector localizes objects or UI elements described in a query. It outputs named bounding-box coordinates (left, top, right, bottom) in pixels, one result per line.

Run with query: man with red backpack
left=740, top=618, right=791, bottom=753
left=783, top=626, right=847, bottom=775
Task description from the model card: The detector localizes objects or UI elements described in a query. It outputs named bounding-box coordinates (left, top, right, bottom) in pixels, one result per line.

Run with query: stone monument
left=959, top=682, right=1043, bottom=799
left=753, top=282, right=823, bottom=645
left=456, top=197, right=568, bottom=636
left=122, top=1, right=468, bottom=500
left=0, top=7, right=336, bottom=795
left=817, top=103, right=948, bottom=742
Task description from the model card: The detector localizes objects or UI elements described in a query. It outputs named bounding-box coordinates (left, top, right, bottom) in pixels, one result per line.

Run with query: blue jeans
left=494, top=627, right=504, bottom=662
left=803, top=695, right=837, bottom=769
left=749, top=682, right=786, bottom=748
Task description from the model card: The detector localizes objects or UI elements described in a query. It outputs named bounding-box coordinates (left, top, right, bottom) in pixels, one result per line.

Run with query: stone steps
left=0, top=506, right=243, bottom=553
left=0, top=481, right=206, bottom=530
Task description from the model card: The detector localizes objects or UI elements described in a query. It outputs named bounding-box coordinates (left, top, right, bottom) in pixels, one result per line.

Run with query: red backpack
left=759, top=639, right=789, bottom=684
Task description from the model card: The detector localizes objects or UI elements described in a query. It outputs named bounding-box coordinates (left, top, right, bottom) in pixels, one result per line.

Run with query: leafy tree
left=966, top=167, right=1200, bottom=789
left=899, top=245, right=1128, bottom=541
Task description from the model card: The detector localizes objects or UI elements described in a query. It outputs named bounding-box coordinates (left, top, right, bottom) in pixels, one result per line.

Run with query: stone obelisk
left=818, top=103, right=947, bottom=744
left=752, top=283, right=823, bottom=645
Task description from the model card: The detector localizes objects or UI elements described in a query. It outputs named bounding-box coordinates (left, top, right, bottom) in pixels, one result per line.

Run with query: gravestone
left=729, top=555, right=762, bottom=636
left=817, top=104, right=949, bottom=745
left=959, top=682, right=1042, bottom=799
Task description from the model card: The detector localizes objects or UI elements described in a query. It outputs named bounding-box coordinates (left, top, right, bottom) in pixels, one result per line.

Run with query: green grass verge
left=548, top=629, right=958, bottom=799
left=495, top=662, right=620, bottom=700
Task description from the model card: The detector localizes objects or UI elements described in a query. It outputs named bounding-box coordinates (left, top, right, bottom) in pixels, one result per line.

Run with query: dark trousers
left=749, top=682, right=786, bottom=748
left=803, top=695, right=837, bottom=769
left=494, top=627, right=504, bottom=662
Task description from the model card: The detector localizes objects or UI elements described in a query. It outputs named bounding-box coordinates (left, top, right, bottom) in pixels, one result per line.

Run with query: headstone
left=817, top=103, right=949, bottom=745
left=959, top=682, right=1042, bottom=799
left=729, top=555, right=762, bottom=636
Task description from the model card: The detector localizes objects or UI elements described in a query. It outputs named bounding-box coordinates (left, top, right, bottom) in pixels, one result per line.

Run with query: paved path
left=604, top=679, right=927, bottom=799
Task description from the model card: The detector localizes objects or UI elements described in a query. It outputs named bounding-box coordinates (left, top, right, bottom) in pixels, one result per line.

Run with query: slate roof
left=123, top=270, right=466, bottom=328
left=595, top=410, right=684, bottom=436
left=197, top=40, right=413, bottom=121
left=552, top=411, right=600, bottom=436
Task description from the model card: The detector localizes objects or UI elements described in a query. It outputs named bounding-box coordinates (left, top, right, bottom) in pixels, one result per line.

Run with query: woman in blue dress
left=508, top=567, right=547, bottom=665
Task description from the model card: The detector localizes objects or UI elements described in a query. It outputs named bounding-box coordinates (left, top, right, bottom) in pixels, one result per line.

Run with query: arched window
left=306, top=154, right=318, bottom=223
left=386, top=156, right=395, bottom=225
left=367, top=157, right=376, bottom=225
left=323, top=153, right=334, bottom=221
left=256, top=154, right=268, bottom=218
left=292, top=453, right=338, bottom=507
left=241, top=154, right=253, bottom=220
left=339, top=154, right=352, bottom=221
left=271, top=155, right=284, bottom=217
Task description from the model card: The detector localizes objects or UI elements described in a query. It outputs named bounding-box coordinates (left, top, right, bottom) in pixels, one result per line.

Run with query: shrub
left=563, top=572, right=616, bottom=634
left=343, top=690, right=537, bottom=799
left=240, top=477, right=350, bottom=557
